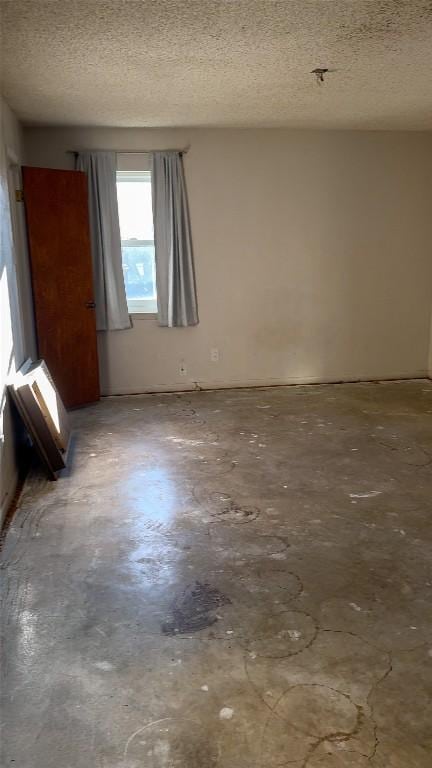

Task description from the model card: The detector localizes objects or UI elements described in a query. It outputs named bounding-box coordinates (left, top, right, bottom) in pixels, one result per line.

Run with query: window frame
left=116, top=166, right=157, bottom=316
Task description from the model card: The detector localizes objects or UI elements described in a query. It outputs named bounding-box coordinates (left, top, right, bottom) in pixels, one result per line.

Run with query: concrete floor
left=1, top=381, right=432, bottom=767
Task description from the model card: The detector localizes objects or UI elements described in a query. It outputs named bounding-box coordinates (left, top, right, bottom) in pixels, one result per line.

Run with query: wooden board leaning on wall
left=8, top=359, right=71, bottom=480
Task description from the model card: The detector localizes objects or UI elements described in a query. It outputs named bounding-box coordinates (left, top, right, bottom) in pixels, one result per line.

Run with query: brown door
left=22, top=166, right=100, bottom=408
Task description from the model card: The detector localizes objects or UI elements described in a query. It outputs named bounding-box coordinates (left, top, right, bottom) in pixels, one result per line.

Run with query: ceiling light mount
left=311, top=67, right=329, bottom=85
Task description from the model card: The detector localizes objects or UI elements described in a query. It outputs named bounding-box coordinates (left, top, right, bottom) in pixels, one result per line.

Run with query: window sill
left=127, top=297, right=157, bottom=314
left=129, top=312, right=158, bottom=319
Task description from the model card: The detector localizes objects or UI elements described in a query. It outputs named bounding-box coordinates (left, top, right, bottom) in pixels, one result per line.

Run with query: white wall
left=24, top=127, right=432, bottom=395
left=0, top=97, right=30, bottom=523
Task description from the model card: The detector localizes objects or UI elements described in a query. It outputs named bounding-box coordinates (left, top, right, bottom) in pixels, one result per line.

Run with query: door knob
left=85, top=301, right=96, bottom=309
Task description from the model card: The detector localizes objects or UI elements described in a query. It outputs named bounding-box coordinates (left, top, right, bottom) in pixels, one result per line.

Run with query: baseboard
left=101, top=370, right=429, bottom=397
left=0, top=449, right=31, bottom=539
left=0, top=469, right=19, bottom=531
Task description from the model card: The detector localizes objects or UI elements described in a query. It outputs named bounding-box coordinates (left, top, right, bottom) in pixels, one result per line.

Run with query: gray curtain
left=76, top=151, right=130, bottom=331
left=151, top=151, right=198, bottom=327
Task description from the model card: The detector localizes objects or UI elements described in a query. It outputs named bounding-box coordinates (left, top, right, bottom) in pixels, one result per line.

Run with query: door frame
left=6, top=151, right=37, bottom=366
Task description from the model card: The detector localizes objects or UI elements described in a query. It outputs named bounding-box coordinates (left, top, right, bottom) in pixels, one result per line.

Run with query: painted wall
left=24, top=127, right=432, bottom=395
left=0, top=97, right=30, bottom=523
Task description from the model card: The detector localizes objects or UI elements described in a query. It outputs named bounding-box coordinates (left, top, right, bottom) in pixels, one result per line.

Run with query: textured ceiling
left=1, top=0, right=432, bottom=129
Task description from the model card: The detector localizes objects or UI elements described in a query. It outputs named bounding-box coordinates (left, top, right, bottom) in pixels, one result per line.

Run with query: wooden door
left=22, top=167, right=100, bottom=408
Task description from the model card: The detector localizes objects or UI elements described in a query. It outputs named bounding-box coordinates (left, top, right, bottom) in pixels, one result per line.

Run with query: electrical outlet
left=210, top=348, right=219, bottom=362
left=179, top=362, right=187, bottom=376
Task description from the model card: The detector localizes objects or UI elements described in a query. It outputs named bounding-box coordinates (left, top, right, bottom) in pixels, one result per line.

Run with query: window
left=116, top=169, right=156, bottom=314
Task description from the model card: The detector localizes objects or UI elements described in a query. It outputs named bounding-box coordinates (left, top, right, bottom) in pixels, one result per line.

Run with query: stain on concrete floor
left=162, top=581, right=231, bottom=635
left=1, top=380, right=432, bottom=767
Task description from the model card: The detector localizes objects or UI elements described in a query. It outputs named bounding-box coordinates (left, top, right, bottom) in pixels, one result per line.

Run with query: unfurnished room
left=1, top=1, right=432, bottom=766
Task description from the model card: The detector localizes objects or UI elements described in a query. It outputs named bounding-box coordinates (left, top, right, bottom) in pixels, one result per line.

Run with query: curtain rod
left=67, top=147, right=190, bottom=155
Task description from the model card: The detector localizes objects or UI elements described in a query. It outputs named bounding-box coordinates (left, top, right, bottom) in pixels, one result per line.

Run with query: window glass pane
left=121, top=244, right=156, bottom=299
left=117, top=177, right=153, bottom=240
left=116, top=171, right=156, bottom=313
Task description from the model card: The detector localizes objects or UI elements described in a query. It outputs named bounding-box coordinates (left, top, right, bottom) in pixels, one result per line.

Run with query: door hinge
left=15, top=189, right=24, bottom=202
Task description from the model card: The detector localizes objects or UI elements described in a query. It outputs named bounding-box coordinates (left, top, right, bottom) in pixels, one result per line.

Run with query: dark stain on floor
left=215, top=501, right=260, bottom=523
left=162, top=581, right=231, bottom=635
